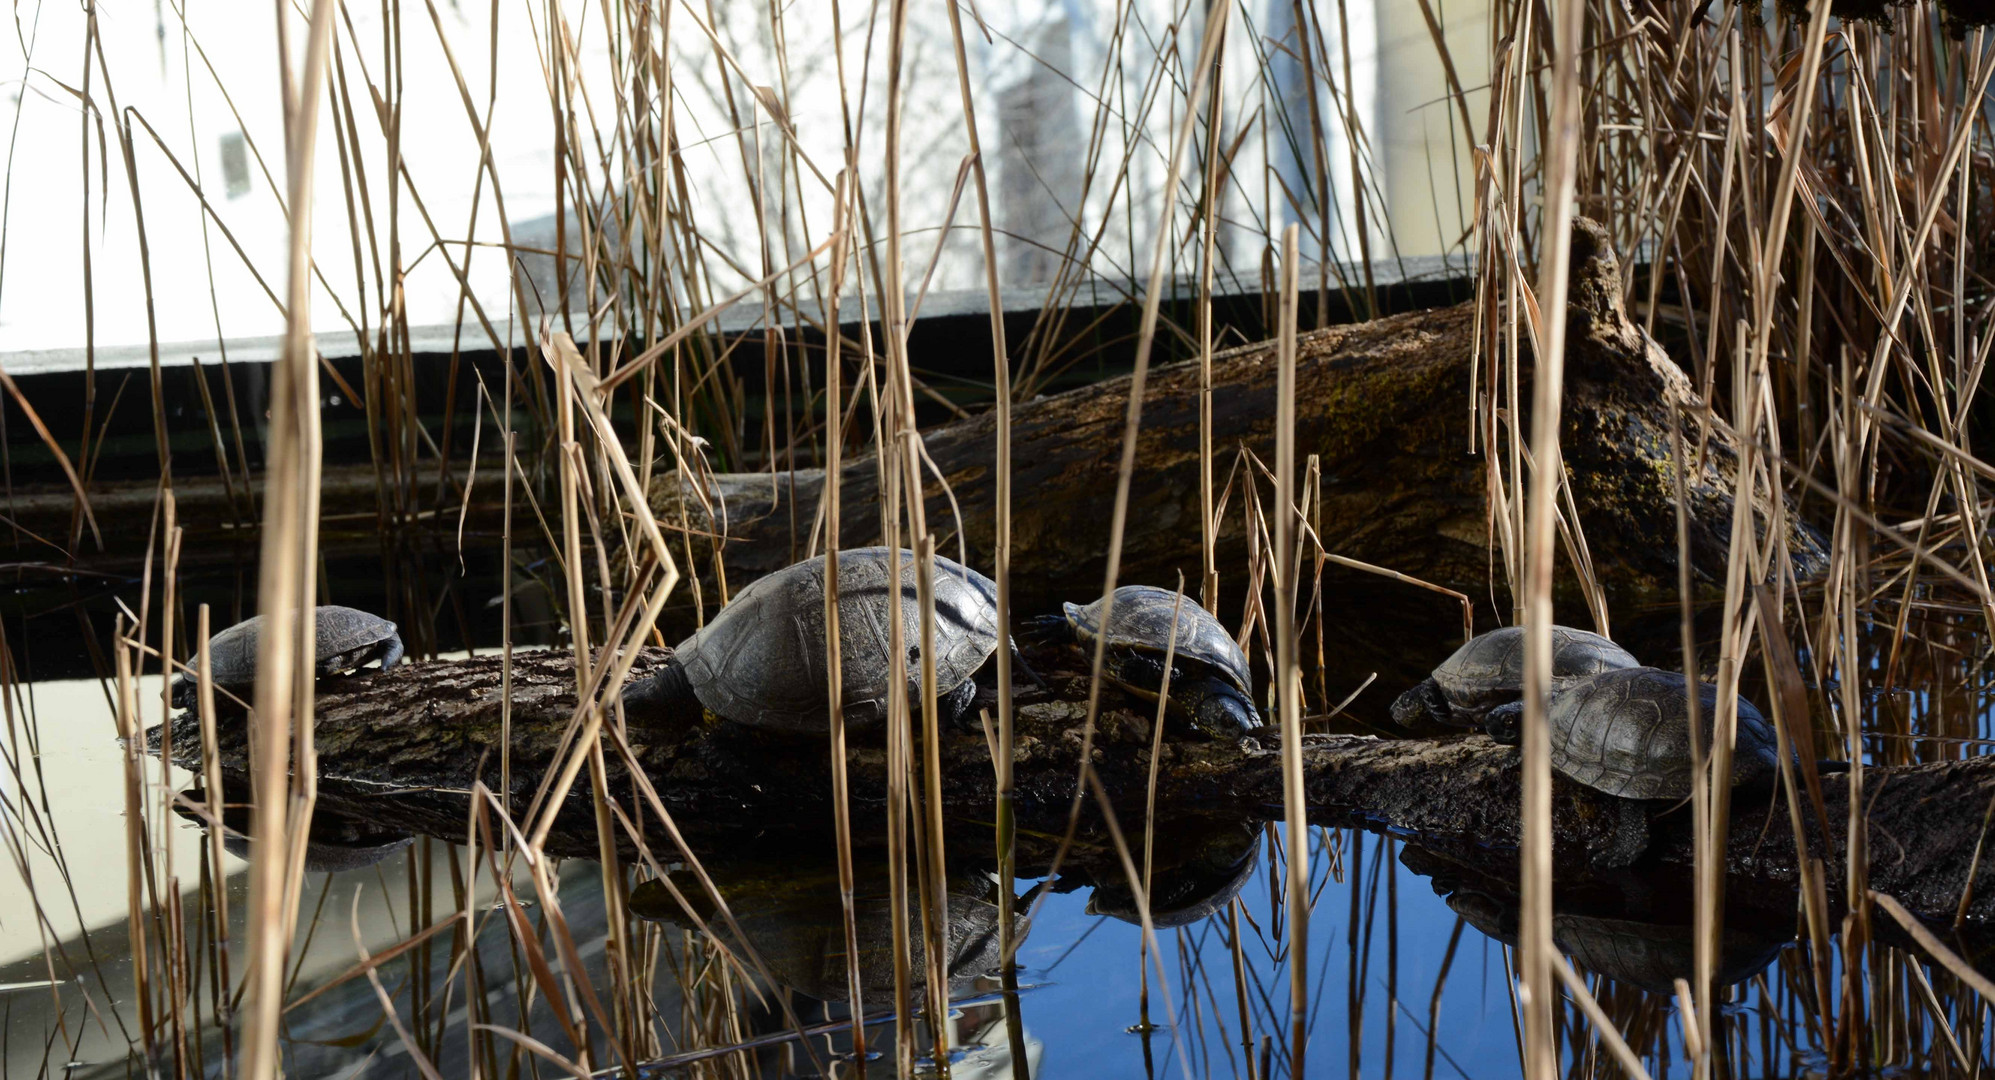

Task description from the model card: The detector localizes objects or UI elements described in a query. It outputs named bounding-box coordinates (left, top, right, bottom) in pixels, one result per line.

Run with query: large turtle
left=1482, top=667, right=1785, bottom=866
left=171, top=605, right=403, bottom=709
left=621, top=547, right=1003, bottom=734
left=1390, top=625, right=1638, bottom=730
left=1035, top=585, right=1261, bottom=738
left=176, top=786, right=416, bottom=875
left=627, top=849, right=1036, bottom=1003
left=1440, top=889, right=1784, bottom=994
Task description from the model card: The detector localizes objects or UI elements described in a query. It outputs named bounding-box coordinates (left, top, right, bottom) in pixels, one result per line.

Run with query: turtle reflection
left=1084, top=815, right=1262, bottom=927
left=174, top=786, right=416, bottom=874
left=628, top=848, right=1031, bottom=1004
left=1401, top=842, right=1787, bottom=994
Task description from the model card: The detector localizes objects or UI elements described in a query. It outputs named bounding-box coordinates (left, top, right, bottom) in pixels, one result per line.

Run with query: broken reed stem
left=239, top=0, right=337, bottom=1074
left=1518, top=1, right=1585, bottom=1077
left=1275, top=221, right=1308, bottom=1080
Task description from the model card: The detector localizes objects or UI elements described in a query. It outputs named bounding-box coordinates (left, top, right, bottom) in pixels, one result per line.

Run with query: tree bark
left=650, top=221, right=1827, bottom=615
left=154, top=646, right=1994, bottom=926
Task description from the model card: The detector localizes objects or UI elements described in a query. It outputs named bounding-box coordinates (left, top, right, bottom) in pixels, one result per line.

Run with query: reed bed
left=0, top=0, right=1993, bottom=1077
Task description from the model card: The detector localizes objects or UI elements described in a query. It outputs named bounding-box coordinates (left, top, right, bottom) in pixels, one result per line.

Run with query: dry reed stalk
left=819, top=172, right=868, bottom=1067
left=913, top=536, right=954, bottom=1063
left=934, top=4, right=1026, bottom=1068
left=1516, top=2, right=1586, bottom=1078
left=1136, top=580, right=1187, bottom=1033
left=193, top=604, right=231, bottom=1066
left=1199, top=25, right=1226, bottom=614
left=112, top=622, right=158, bottom=1063
left=236, top=0, right=338, bottom=1074
left=1274, top=221, right=1308, bottom=1078
left=876, top=2, right=926, bottom=1071
left=1078, top=762, right=1195, bottom=1080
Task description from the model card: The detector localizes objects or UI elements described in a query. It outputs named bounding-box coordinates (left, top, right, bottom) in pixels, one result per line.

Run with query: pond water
left=0, top=611, right=1986, bottom=1078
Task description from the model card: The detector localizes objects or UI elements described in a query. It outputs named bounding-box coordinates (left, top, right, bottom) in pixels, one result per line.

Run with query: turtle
left=1086, top=815, right=1261, bottom=927
left=1390, top=625, right=1639, bottom=731
left=176, top=787, right=416, bottom=875
left=1402, top=841, right=1787, bottom=994
left=621, top=547, right=1004, bottom=734
left=171, top=605, right=403, bottom=709
left=1033, top=584, right=1261, bottom=739
left=627, top=852, right=1036, bottom=1003
left=1481, top=666, right=1784, bottom=867
left=1440, top=889, right=1784, bottom=994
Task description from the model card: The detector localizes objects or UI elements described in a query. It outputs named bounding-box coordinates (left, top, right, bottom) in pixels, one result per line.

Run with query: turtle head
left=169, top=676, right=195, bottom=711
left=1021, top=611, right=1080, bottom=648
left=622, top=660, right=706, bottom=728
left=1389, top=678, right=1448, bottom=729
left=1178, top=679, right=1263, bottom=739
left=1482, top=701, right=1525, bottom=745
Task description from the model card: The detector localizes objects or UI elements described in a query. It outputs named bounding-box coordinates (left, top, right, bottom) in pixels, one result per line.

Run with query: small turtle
left=1087, top=816, right=1260, bottom=927
left=1482, top=667, right=1784, bottom=866
left=621, top=547, right=1003, bottom=734
left=1390, top=625, right=1639, bottom=730
left=172, top=605, right=403, bottom=709
left=1035, top=585, right=1261, bottom=738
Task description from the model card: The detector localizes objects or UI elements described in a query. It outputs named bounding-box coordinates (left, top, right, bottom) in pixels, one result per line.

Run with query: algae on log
left=649, top=222, right=1826, bottom=612
left=153, top=647, right=1991, bottom=924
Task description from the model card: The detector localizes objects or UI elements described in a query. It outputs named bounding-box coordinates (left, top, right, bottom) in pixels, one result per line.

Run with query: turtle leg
left=1111, top=651, right=1175, bottom=712
left=935, top=677, right=982, bottom=732
left=377, top=633, right=405, bottom=670
left=1010, top=641, right=1051, bottom=694
left=1592, top=800, right=1652, bottom=869
left=1482, top=702, right=1525, bottom=745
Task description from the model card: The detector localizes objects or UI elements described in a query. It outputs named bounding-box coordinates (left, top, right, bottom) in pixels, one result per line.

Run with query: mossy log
left=153, top=645, right=1995, bottom=926
left=650, top=222, right=1827, bottom=615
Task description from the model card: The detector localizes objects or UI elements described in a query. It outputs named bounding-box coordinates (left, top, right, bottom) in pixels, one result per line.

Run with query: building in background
left=0, top=0, right=1487, bottom=372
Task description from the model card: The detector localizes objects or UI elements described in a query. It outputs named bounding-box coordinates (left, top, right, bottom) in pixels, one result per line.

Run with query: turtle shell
left=1062, top=585, right=1251, bottom=698
left=205, top=605, right=402, bottom=687
left=1547, top=667, right=1780, bottom=800
left=1430, top=625, right=1638, bottom=723
left=674, top=547, right=1000, bottom=733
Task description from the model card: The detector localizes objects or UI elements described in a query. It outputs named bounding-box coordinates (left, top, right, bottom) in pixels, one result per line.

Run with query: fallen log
left=152, top=646, right=1995, bottom=926
left=650, top=221, right=1827, bottom=614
